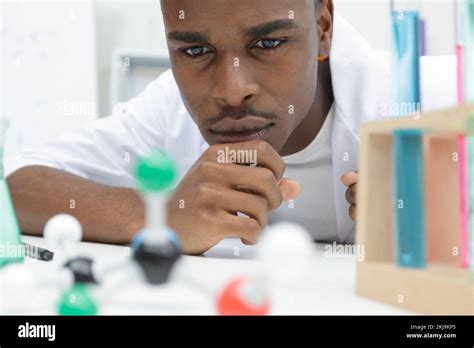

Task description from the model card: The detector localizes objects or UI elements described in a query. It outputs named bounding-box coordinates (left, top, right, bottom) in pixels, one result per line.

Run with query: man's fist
left=167, top=140, right=300, bottom=255
left=341, top=171, right=358, bottom=222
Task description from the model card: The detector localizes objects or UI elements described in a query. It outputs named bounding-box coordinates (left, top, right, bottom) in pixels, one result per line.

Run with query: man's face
left=162, top=0, right=320, bottom=152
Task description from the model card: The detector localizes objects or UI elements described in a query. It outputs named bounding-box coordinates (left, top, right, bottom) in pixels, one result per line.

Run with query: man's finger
left=279, top=178, right=301, bottom=201
left=209, top=209, right=261, bottom=245
left=349, top=204, right=357, bottom=221
left=218, top=189, right=269, bottom=229
left=212, top=164, right=283, bottom=210
left=345, top=184, right=357, bottom=204
left=224, top=213, right=262, bottom=244
left=241, top=238, right=254, bottom=245
left=341, top=171, right=358, bottom=187
left=208, top=140, right=286, bottom=180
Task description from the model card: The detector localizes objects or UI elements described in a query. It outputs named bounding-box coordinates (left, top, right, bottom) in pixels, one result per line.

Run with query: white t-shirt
left=271, top=104, right=336, bottom=241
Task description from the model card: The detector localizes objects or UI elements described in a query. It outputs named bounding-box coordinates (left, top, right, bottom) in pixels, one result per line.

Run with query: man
left=7, top=0, right=387, bottom=254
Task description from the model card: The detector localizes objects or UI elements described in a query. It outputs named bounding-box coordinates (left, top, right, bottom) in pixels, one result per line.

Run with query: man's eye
left=254, top=39, right=283, bottom=49
left=182, top=46, right=211, bottom=58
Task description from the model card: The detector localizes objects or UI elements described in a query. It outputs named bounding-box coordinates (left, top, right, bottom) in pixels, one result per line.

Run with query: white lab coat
left=8, top=14, right=456, bottom=244
left=329, top=15, right=391, bottom=243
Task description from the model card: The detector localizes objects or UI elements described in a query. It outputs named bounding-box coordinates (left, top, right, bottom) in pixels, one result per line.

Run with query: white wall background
left=95, top=0, right=166, bottom=117
left=1, top=0, right=97, bottom=174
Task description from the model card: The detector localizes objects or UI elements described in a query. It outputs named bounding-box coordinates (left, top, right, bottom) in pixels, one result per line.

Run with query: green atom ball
left=135, top=150, right=177, bottom=192
left=58, top=283, right=98, bottom=316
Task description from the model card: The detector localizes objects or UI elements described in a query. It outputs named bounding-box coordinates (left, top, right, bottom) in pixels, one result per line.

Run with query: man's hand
left=341, top=171, right=358, bottom=222
left=167, top=140, right=300, bottom=255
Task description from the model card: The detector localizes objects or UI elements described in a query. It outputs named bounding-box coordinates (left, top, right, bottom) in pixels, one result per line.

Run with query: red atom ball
left=216, top=277, right=270, bottom=316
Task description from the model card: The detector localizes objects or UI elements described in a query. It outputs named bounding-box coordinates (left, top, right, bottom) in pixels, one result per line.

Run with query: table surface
left=1, top=235, right=411, bottom=315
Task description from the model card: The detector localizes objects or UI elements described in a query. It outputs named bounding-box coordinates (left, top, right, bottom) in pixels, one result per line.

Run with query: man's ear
left=316, top=0, right=334, bottom=58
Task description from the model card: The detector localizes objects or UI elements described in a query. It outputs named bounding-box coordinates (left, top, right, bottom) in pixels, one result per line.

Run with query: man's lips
left=209, top=116, right=275, bottom=143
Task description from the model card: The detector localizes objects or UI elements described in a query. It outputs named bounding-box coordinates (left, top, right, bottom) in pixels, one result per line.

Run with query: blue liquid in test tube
left=391, top=10, right=421, bottom=116
left=393, top=129, right=426, bottom=268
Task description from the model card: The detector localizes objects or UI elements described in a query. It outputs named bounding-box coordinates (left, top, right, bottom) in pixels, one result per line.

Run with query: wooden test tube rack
left=356, top=104, right=474, bottom=315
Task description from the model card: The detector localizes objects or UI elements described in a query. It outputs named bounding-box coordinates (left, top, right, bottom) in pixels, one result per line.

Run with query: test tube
left=457, top=134, right=469, bottom=268
left=468, top=117, right=474, bottom=273
left=419, top=18, right=426, bottom=56
left=393, top=129, right=426, bottom=268
left=455, top=0, right=466, bottom=104
left=464, top=0, right=474, bottom=103
left=391, top=0, right=421, bottom=116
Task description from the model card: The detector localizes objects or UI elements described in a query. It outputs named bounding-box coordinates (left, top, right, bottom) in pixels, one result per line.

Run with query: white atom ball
left=258, top=222, right=314, bottom=283
left=44, top=214, right=82, bottom=250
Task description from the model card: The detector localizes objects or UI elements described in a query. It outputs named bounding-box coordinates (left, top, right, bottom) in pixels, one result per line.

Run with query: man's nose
left=211, top=55, right=260, bottom=107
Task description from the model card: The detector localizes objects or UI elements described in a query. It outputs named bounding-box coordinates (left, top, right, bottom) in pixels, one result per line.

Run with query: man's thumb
left=279, top=178, right=300, bottom=201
